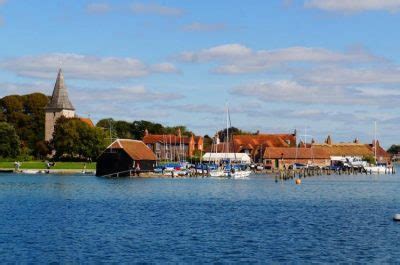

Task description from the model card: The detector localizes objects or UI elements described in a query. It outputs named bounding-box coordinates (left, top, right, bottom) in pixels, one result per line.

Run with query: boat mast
left=226, top=103, right=229, bottom=154
left=374, top=121, right=377, bottom=162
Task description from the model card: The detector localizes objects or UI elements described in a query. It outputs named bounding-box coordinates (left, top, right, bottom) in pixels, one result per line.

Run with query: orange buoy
left=295, top=179, right=301, bottom=185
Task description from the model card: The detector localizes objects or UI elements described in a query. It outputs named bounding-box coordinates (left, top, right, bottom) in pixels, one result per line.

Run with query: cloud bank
left=131, top=3, right=183, bottom=16
left=178, top=44, right=379, bottom=74
left=182, top=22, right=226, bottom=32
left=0, top=53, right=179, bottom=80
left=304, top=0, right=400, bottom=13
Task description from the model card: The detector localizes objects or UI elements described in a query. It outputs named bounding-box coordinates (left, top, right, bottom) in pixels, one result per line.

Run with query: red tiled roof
left=143, top=134, right=192, bottom=144
left=79, top=117, right=94, bottom=127
left=312, top=143, right=372, bottom=157
left=264, top=147, right=330, bottom=159
left=233, top=134, right=295, bottom=149
left=108, top=139, right=156, bottom=160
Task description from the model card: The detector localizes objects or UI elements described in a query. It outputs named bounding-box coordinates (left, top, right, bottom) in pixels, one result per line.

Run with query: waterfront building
left=44, top=69, right=93, bottom=142
left=312, top=136, right=392, bottom=164
left=96, top=139, right=157, bottom=177
left=263, top=147, right=330, bottom=169
left=143, top=129, right=203, bottom=160
left=206, top=132, right=297, bottom=163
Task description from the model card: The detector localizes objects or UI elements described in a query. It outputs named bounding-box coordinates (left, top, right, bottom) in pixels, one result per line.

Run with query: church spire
left=45, top=69, right=75, bottom=111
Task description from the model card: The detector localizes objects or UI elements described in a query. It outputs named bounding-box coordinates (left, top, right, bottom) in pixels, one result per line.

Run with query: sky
left=0, top=0, right=399, bottom=147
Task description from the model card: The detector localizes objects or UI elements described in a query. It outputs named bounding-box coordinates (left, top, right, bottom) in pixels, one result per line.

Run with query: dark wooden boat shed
left=96, top=139, right=157, bottom=177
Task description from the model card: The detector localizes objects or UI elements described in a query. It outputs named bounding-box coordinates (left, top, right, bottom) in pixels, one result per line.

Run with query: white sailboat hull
left=364, top=166, right=393, bottom=174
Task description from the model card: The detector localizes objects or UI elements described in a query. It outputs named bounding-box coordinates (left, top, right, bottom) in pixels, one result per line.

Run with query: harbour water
left=0, top=166, right=399, bottom=263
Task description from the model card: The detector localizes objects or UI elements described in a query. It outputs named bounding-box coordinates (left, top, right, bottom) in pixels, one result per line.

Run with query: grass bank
left=0, top=161, right=96, bottom=170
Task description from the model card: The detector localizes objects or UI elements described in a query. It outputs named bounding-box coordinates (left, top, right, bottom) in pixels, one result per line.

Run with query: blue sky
left=0, top=0, right=400, bottom=147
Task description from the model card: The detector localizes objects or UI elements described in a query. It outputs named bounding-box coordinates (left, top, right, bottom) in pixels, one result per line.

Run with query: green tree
left=0, top=93, right=48, bottom=158
left=53, top=117, right=106, bottom=160
left=98, top=118, right=196, bottom=140
left=203, top=135, right=213, bottom=149
left=388, top=145, right=400, bottom=155
left=217, top=127, right=253, bottom=142
left=131, top=120, right=164, bottom=139
left=0, top=122, right=21, bottom=158
left=363, top=154, right=376, bottom=165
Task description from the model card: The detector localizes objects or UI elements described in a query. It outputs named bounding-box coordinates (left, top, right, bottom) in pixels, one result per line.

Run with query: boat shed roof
left=107, top=139, right=156, bottom=161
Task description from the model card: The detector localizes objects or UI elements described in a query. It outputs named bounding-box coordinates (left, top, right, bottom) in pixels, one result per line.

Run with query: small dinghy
left=393, top=214, right=400, bottom=221
left=21, top=170, right=40, bottom=174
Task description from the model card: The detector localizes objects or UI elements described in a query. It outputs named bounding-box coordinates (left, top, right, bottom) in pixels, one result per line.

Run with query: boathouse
left=263, top=147, right=330, bottom=169
left=96, top=139, right=157, bottom=177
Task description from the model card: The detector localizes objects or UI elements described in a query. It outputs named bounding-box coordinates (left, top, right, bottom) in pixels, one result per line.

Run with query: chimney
left=144, top=129, right=149, bottom=136
left=354, top=138, right=359, bottom=144
left=311, top=138, right=316, bottom=144
left=177, top=128, right=182, bottom=137
left=325, top=135, right=332, bottom=145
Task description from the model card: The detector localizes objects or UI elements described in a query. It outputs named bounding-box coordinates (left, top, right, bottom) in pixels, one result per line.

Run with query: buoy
left=295, top=179, right=301, bottom=185
left=393, top=214, right=400, bottom=221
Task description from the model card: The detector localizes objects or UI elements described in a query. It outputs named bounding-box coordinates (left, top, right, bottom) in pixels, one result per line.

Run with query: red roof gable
left=79, top=117, right=94, bottom=127
left=108, top=139, right=156, bottom=160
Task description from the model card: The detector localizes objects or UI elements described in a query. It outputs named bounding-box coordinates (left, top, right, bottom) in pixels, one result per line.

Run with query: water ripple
left=0, top=168, right=399, bottom=263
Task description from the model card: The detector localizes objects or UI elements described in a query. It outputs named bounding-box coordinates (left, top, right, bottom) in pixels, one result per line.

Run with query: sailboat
left=208, top=104, right=251, bottom=179
left=364, top=122, right=393, bottom=174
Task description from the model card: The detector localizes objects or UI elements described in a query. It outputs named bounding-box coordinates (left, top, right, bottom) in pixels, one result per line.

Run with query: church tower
left=44, top=69, right=75, bottom=141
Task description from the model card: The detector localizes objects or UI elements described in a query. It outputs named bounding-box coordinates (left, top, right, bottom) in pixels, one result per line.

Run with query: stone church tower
left=44, top=69, right=75, bottom=141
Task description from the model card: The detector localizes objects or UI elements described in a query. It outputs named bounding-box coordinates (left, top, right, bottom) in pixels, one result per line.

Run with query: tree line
left=1, top=92, right=398, bottom=161
left=0, top=93, right=197, bottom=161
left=96, top=118, right=194, bottom=141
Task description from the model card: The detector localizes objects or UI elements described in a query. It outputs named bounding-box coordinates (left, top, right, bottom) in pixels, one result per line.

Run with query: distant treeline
left=0, top=93, right=199, bottom=161
left=388, top=145, right=400, bottom=155
left=96, top=119, right=194, bottom=141
left=2, top=92, right=397, bottom=161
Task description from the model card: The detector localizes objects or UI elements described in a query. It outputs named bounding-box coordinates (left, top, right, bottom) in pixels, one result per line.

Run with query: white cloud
left=131, top=3, right=183, bottom=16
left=230, top=79, right=400, bottom=105
left=0, top=53, right=179, bottom=80
left=304, top=0, right=400, bottom=13
left=182, top=22, right=226, bottom=32
left=178, top=44, right=378, bottom=74
left=150, top=62, right=180, bottom=73
left=298, top=66, right=400, bottom=85
left=179, top=44, right=252, bottom=63
left=74, top=85, right=183, bottom=102
left=86, top=3, right=112, bottom=14
left=0, top=81, right=51, bottom=97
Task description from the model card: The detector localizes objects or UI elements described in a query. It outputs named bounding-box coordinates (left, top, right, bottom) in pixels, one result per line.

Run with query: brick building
left=143, top=129, right=203, bottom=160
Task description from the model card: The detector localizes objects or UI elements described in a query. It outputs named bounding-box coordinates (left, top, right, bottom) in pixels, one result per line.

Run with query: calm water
left=0, top=166, right=400, bottom=263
